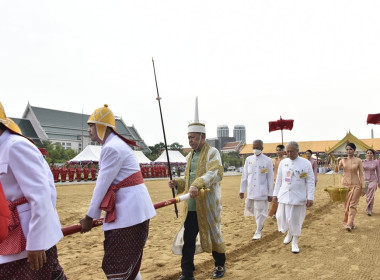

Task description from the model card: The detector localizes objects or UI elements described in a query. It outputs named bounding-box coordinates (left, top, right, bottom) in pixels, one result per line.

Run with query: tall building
left=217, top=125, right=229, bottom=138
left=233, top=125, right=246, bottom=143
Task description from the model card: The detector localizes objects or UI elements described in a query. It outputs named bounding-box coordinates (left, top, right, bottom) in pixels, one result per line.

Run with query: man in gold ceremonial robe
left=169, top=98, right=226, bottom=280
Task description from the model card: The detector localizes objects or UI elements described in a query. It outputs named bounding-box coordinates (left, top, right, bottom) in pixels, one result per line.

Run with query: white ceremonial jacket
left=240, top=154, right=274, bottom=200
left=273, top=156, right=315, bottom=205
left=87, top=133, right=156, bottom=231
left=0, top=130, right=63, bottom=264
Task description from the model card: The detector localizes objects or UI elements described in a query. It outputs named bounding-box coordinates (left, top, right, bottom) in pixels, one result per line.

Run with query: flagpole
left=281, top=129, right=283, bottom=145
left=152, top=58, right=179, bottom=218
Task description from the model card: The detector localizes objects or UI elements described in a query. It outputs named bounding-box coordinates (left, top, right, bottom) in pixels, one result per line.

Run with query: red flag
left=367, top=113, right=380, bottom=125
left=269, top=117, right=294, bottom=132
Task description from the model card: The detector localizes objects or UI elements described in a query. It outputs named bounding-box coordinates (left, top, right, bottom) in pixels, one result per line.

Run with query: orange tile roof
left=222, top=141, right=242, bottom=149
left=240, top=133, right=380, bottom=155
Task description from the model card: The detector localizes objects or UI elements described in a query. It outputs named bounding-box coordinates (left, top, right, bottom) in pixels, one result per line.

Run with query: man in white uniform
left=239, top=140, right=274, bottom=240
left=80, top=104, right=156, bottom=280
left=0, top=102, right=66, bottom=279
left=273, top=141, right=315, bottom=253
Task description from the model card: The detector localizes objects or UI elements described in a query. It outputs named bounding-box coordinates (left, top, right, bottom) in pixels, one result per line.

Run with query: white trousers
left=244, top=199, right=269, bottom=232
left=276, top=203, right=306, bottom=237
left=134, top=271, right=142, bottom=280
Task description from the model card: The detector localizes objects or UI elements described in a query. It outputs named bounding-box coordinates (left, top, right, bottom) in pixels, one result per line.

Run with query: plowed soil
left=56, top=174, right=380, bottom=279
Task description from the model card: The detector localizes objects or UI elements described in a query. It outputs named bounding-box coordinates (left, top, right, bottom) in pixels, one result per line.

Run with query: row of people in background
left=140, top=164, right=169, bottom=178
left=50, top=164, right=98, bottom=183
left=50, top=162, right=185, bottom=182
left=140, top=164, right=184, bottom=178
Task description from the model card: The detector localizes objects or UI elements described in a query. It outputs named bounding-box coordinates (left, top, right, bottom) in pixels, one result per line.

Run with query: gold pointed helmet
left=87, top=104, right=116, bottom=140
left=0, top=102, right=22, bottom=135
left=6, top=118, right=22, bottom=134
left=0, top=102, right=6, bottom=122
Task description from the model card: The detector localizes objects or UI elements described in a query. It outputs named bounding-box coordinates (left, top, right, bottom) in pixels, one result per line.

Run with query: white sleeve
left=87, top=146, right=122, bottom=219
left=9, top=140, right=60, bottom=250
left=305, top=161, right=315, bottom=201
left=240, top=159, right=249, bottom=194
left=267, top=158, right=274, bottom=196
left=273, top=161, right=283, bottom=197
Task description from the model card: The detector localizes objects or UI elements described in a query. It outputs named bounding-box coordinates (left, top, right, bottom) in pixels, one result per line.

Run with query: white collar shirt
left=87, top=132, right=156, bottom=231
left=0, top=130, right=63, bottom=264
left=240, top=154, right=274, bottom=200
left=273, top=156, right=315, bottom=205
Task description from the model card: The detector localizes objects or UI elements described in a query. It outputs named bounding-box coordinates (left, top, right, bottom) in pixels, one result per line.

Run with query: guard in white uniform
left=0, top=102, right=66, bottom=279
left=240, top=140, right=274, bottom=240
left=80, top=104, right=156, bottom=280
left=273, top=141, right=315, bottom=253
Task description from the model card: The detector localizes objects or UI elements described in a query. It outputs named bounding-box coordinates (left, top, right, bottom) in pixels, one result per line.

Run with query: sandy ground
left=56, top=174, right=380, bottom=280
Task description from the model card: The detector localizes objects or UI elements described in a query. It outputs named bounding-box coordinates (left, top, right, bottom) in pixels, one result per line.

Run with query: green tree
left=42, top=142, right=78, bottom=164
left=63, top=149, right=78, bottom=161
left=169, top=142, right=184, bottom=154
left=221, top=151, right=243, bottom=168
left=35, top=140, right=52, bottom=149
left=47, top=143, right=64, bottom=164
left=147, top=142, right=165, bottom=161
left=147, top=142, right=185, bottom=160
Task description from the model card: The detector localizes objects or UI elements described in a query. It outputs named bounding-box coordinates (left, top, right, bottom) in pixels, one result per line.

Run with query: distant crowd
left=50, top=164, right=98, bottom=182
left=50, top=163, right=186, bottom=182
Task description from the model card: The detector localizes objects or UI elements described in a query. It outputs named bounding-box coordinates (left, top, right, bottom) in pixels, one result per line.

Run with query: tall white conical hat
left=188, top=97, right=206, bottom=134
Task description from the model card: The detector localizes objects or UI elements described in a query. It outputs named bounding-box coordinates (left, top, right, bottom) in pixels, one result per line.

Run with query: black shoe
left=212, top=266, right=225, bottom=278
left=178, top=275, right=195, bottom=280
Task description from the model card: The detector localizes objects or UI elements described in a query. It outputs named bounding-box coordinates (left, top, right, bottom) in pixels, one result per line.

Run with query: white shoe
left=291, top=243, right=299, bottom=253
left=283, top=232, right=293, bottom=244
left=252, top=232, right=261, bottom=240
left=291, top=236, right=299, bottom=253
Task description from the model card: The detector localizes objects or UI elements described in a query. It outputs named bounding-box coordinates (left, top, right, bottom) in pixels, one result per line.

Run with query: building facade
left=217, top=125, right=229, bottom=138
left=13, top=103, right=151, bottom=153
left=233, top=125, right=246, bottom=143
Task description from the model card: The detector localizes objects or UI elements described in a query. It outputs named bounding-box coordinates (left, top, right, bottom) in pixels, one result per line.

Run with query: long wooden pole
left=281, top=129, right=283, bottom=145
left=151, top=58, right=178, bottom=218
left=62, top=194, right=190, bottom=236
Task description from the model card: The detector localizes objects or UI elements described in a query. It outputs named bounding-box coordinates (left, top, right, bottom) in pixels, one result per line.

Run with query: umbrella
left=269, top=116, right=294, bottom=145
left=367, top=113, right=380, bottom=125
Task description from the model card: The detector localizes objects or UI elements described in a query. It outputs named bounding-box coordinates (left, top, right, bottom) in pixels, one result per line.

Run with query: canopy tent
left=69, top=145, right=101, bottom=163
left=69, top=145, right=151, bottom=164
left=134, top=151, right=151, bottom=164
left=154, top=150, right=187, bottom=164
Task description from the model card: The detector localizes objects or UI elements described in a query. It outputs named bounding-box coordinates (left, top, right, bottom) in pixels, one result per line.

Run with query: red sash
left=0, top=185, right=11, bottom=243
left=0, top=197, right=28, bottom=255
left=100, top=171, right=144, bottom=223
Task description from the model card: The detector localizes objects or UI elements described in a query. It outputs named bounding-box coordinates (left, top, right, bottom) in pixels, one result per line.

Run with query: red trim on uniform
left=0, top=197, right=28, bottom=255
left=100, top=171, right=144, bottom=223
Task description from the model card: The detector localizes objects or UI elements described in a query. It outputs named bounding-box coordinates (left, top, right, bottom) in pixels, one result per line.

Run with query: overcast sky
left=1, top=1, right=380, bottom=147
